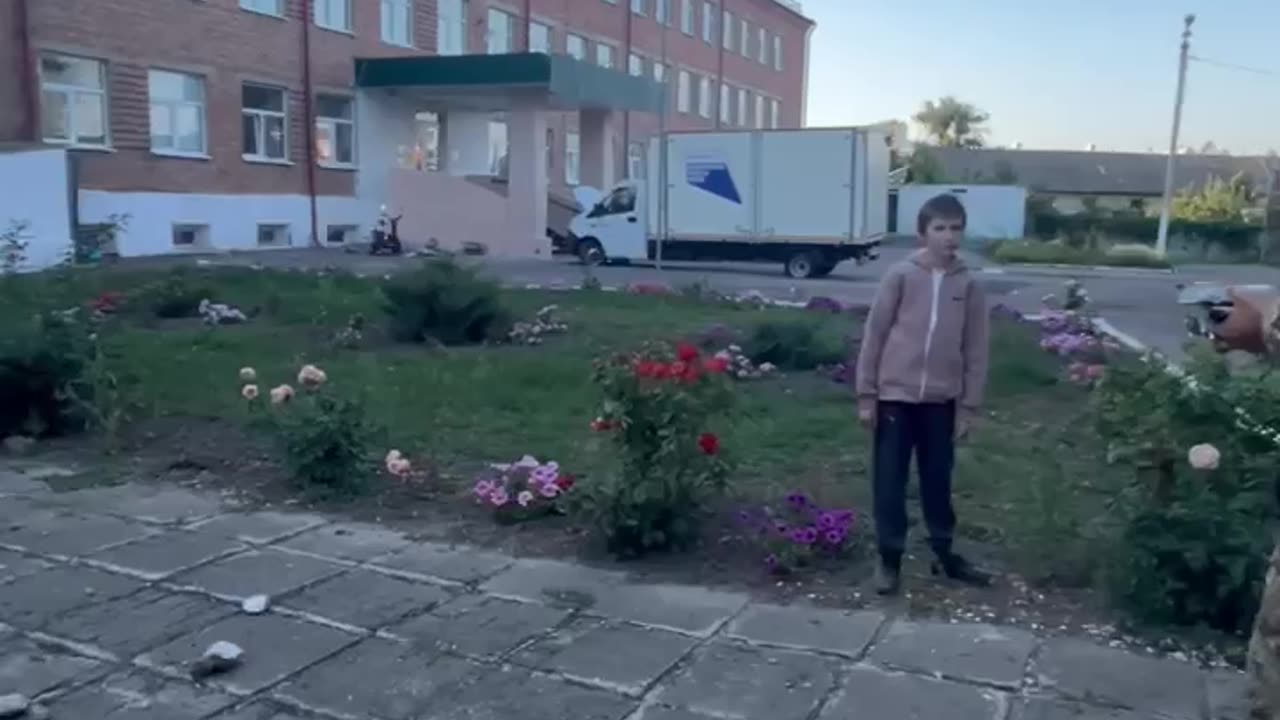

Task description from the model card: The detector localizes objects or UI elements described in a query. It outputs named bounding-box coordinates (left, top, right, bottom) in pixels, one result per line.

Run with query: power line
left=1189, top=55, right=1280, bottom=78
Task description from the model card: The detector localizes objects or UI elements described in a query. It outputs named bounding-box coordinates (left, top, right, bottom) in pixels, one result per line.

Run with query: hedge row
left=1029, top=213, right=1262, bottom=253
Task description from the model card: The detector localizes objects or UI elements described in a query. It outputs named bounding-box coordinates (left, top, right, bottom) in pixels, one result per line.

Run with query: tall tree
left=912, top=96, right=990, bottom=148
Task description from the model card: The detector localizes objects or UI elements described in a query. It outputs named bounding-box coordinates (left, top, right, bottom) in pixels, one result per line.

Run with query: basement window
left=257, top=224, right=289, bottom=247
left=172, top=224, right=209, bottom=248
left=326, top=225, right=357, bottom=245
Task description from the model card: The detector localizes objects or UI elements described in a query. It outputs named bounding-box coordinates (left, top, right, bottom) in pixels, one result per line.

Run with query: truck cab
left=567, top=182, right=646, bottom=265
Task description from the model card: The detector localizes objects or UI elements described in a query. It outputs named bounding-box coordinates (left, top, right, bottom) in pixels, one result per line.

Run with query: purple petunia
left=823, top=529, right=845, bottom=546
left=785, top=492, right=811, bottom=509
left=789, top=527, right=819, bottom=545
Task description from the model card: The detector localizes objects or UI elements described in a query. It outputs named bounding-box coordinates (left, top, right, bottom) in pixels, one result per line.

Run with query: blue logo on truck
left=685, top=153, right=742, bottom=204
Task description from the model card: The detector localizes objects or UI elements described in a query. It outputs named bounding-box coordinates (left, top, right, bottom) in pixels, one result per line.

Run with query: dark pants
left=872, top=400, right=957, bottom=559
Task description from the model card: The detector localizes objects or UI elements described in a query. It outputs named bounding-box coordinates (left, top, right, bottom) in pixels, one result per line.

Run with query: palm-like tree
left=912, top=96, right=990, bottom=148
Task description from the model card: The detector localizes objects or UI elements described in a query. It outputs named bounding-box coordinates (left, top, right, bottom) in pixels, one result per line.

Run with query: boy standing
left=854, top=193, right=991, bottom=596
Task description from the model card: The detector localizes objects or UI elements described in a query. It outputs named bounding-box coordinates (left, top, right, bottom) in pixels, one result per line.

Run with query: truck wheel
left=784, top=251, right=821, bottom=279
left=578, top=239, right=606, bottom=266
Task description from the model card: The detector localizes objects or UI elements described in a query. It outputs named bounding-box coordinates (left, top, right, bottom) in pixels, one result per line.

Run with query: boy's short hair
left=916, top=193, right=967, bottom=235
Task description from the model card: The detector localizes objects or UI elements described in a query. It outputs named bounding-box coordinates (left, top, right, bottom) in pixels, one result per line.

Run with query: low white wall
left=898, top=184, right=1027, bottom=240
left=78, top=191, right=366, bottom=257
left=0, top=148, right=72, bottom=271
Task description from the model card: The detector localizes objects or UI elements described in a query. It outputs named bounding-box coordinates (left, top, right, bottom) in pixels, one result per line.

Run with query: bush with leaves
left=0, top=309, right=93, bottom=438
left=381, top=259, right=512, bottom=345
left=582, top=342, right=734, bottom=557
left=141, top=271, right=213, bottom=319
left=241, top=364, right=380, bottom=497
left=744, top=318, right=844, bottom=371
left=1093, top=353, right=1280, bottom=634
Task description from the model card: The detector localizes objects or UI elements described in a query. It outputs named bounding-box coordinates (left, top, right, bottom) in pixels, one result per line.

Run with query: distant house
left=927, top=147, right=1279, bottom=216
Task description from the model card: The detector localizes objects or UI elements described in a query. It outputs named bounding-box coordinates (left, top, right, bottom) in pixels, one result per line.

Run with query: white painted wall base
left=78, top=191, right=367, bottom=257
left=0, top=148, right=72, bottom=271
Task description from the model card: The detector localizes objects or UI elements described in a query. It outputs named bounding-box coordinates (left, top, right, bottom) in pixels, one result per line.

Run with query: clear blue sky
left=803, top=0, right=1280, bottom=155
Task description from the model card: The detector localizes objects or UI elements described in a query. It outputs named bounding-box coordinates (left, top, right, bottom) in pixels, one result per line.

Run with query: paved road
left=166, top=245, right=1280, bottom=361
left=0, top=460, right=1249, bottom=719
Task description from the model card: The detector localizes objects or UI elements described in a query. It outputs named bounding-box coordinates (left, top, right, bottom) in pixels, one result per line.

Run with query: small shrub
left=243, top=365, right=379, bottom=497
left=1104, top=242, right=1168, bottom=268
left=1092, top=356, right=1279, bottom=634
left=582, top=342, right=734, bottom=557
left=382, top=259, right=512, bottom=345
left=0, top=309, right=92, bottom=438
left=142, top=272, right=212, bottom=319
left=737, top=492, right=857, bottom=575
left=744, top=319, right=843, bottom=371
left=990, top=239, right=1171, bottom=269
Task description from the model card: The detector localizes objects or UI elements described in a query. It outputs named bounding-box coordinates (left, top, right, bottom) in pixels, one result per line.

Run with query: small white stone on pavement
left=241, top=594, right=270, bottom=614
left=0, top=693, right=30, bottom=718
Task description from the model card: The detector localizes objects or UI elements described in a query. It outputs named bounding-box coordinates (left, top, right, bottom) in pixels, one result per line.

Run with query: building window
left=773, top=34, right=783, bottom=71
left=654, top=62, right=666, bottom=83
left=172, top=224, right=208, bottom=248
left=754, top=94, right=765, bottom=128
left=488, top=115, right=508, bottom=176
left=770, top=98, right=780, bottom=128
left=721, top=10, right=733, bottom=49
left=326, top=225, right=357, bottom=245
left=437, top=0, right=466, bottom=54
left=240, top=0, right=283, bottom=16
left=676, top=70, right=690, bottom=113
left=314, top=0, right=351, bottom=31
left=596, top=42, right=615, bottom=69
left=656, top=0, right=669, bottom=25
left=257, top=224, right=289, bottom=247
left=565, top=131, right=580, bottom=185
left=566, top=33, right=587, bottom=60
left=737, top=88, right=748, bottom=127
left=381, top=0, right=413, bottom=47
left=697, top=75, right=711, bottom=119
left=627, top=142, right=644, bottom=179
left=739, top=17, right=749, bottom=56
left=628, top=53, right=644, bottom=77
left=529, top=20, right=552, bottom=53
left=315, top=94, right=355, bottom=167
left=148, top=69, right=206, bottom=156
left=701, top=2, right=714, bottom=44
left=630, top=0, right=645, bottom=15
left=241, top=83, right=287, bottom=162
left=757, top=26, right=768, bottom=64
left=486, top=8, right=515, bottom=53
left=681, top=0, right=694, bottom=34
left=718, top=83, right=730, bottom=125
left=40, top=54, right=108, bottom=147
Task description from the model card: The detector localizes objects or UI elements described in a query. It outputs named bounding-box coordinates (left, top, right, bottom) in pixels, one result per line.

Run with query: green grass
left=0, top=264, right=1121, bottom=582
left=986, top=239, right=1172, bottom=269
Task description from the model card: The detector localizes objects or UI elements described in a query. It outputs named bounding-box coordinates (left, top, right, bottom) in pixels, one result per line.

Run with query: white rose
left=1187, top=443, right=1220, bottom=471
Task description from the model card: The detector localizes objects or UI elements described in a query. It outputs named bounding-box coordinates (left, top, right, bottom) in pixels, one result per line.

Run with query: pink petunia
left=489, top=488, right=510, bottom=506
left=473, top=479, right=496, bottom=499
left=538, top=482, right=560, bottom=499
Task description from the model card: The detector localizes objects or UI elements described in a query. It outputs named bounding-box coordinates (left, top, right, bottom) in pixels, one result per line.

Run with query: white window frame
left=721, top=10, right=733, bottom=49
left=628, top=52, right=644, bottom=77
left=596, top=42, right=615, bottom=69
left=676, top=70, right=691, bottom=113
left=739, top=17, right=749, bottom=56
left=701, top=2, right=714, bottom=44
left=326, top=225, right=357, bottom=245
left=40, top=53, right=110, bottom=148
left=737, top=87, right=748, bottom=127
left=257, top=223, right=290, bottom=247
left=172, top=224, right=209, bottom=249
left=656, top=0, right=669, bottom=25
left=718, top=83, right=730, bottom=125
left=148, top=69, right=207, bottom=157
left=754, top=94, right=765, bottom=129
left=314, top=0, right=352, bottom=32
left=627, top=142, right=644, bottom=179
left=697, top=75, right=711, bottom=119
left=529, top=20, right=552, bottom=53
left=241, top=83, right=289, bottom=163
left=653, top=62, right=667, bottom=83
left=381, top=0, right=413, bottom=48
left=773, top=34, right=783, bottom=71
left=566, top=33, right=587, bottom=60
left=315, top=94, right=355, bottom=168
left=437, top=0, right=467, bottom=54
left=565, top=131, right=580, bottom=185
left=486, top=8, right=515, bottom=54
left=770, top=98, right=780, bottom=128
left=631, top=0, right=645, bottom=15
left=240, top=0, right=283, bottom=17
left=757, top=26, right=768, bottom=64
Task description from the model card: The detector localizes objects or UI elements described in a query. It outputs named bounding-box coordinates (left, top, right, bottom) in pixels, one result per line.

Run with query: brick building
left=0, top=0, right=813, bottom=257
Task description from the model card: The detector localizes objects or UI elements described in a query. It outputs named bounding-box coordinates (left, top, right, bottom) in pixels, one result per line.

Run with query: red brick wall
left=18, top=0, right=810, bottom=197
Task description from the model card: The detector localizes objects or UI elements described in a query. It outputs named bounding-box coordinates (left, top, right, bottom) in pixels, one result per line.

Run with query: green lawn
left=1, top=264, right=1120, bottom=585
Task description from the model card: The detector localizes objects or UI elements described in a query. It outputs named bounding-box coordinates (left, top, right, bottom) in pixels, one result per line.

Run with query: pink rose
left=1188, top=443, right=1220, bottom=471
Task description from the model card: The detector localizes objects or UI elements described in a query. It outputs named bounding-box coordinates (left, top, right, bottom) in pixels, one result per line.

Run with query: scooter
left=369, top=205, right=403, bottom=256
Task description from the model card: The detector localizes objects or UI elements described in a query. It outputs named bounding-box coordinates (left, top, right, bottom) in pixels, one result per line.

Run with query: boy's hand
left=857, top=399, right=877, bottom=429
left=956, top=409, right=975, bottom=441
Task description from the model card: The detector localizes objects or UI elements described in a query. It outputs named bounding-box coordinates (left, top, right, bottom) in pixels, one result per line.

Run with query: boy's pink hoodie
left=854, top=249, right=989, bottom=412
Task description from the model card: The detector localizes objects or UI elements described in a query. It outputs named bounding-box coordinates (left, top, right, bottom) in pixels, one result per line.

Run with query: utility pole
left=656, top=1, right=670, bottom=272
left=1155, top=13, right=1195, bottom=257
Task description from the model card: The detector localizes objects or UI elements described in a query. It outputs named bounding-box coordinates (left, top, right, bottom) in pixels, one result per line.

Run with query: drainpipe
left=622, top=1, right=632, bottom=176
left=16, top=0, right=37, bottom=141
left=301, top=0, right=320, bottom=247
left=716, top=0, right=725, bottom=128
left=523, top=0, right=532, bottom=49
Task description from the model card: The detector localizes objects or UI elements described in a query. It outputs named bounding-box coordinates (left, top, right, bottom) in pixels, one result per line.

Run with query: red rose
left=555, top=474, right=576, bottom=490
left=680, top=363, right=700, bottom=384
left=697, top=432, right=720, bottom=455
left=676, top=343, right=699, bottom=363
left=668, top=361, right=686, bottom=379
left=589, top=418, right=612, bottom=432
left=703, top=357, right=729, bottom=374
left=634, top=361, right=657, bottom=379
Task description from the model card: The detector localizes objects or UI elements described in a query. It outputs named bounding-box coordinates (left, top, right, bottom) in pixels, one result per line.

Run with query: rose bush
left=580, top=341, right=734, bottom=557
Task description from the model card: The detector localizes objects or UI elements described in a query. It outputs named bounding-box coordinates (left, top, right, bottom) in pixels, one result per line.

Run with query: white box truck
left=564, top=127, right=890, bottom=279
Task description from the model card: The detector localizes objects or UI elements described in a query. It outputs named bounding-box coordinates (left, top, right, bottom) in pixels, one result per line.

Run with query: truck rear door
left=757, top=129, right=856, bottom=243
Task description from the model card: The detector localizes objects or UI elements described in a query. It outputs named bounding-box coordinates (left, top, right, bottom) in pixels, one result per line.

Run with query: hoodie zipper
left=919, top=269, right=944, bottom=400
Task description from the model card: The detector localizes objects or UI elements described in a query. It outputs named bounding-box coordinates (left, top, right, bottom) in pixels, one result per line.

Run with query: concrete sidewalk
left=0, top=461, right=1248, bottom=720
